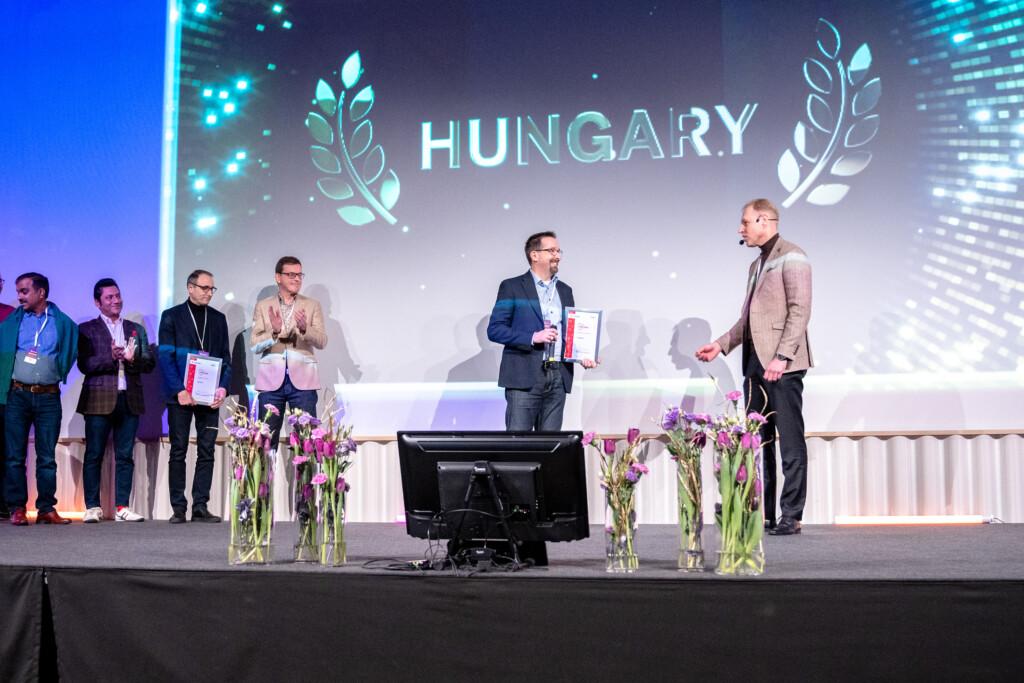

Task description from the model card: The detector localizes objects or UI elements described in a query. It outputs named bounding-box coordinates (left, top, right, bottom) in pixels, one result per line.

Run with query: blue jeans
left=0, top=404, right=7, bottom=514
left=504, top=365, right=567, bottom=431
left=258, top=374, right=318, bottom=449
left=4, top=387, right=62, bottom=514
left=83, top=393, right=140, bottom=508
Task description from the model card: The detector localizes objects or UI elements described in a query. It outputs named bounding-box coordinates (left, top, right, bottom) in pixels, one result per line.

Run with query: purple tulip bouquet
left=711, top=391, right=768, bottom=575
left=286, top=407, right=357, bottom=566
left=224, top=403, right=278, bottom=564
left=661, top=407, right=710, bottom=571
left=585, top=429, right=649, bottom=573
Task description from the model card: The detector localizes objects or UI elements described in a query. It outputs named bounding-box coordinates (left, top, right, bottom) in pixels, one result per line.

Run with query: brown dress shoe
left=10, top=507, right=29, bottom=526
left=36, top=510, right=72, bottom=525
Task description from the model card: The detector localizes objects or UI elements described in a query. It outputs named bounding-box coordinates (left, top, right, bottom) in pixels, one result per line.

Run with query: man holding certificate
left=158, top=269, right=232, bottom=524
left=487, top=231, right=597, bottom=431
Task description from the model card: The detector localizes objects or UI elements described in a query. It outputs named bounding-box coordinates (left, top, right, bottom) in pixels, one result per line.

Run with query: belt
left=542, top=360, right=562, bottom=370
left=11, top=380, right=60, bottom=394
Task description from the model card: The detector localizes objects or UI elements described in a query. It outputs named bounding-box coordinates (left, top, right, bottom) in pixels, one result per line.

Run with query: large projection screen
left=164, top=0, right=1024, bottom=434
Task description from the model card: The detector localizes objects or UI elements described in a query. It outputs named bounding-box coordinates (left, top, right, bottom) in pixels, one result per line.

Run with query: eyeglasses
left=740, top=217, right=778, bottom=228
left=188, top=282, right=218, bottom=293
left=279, top=272, right=305, bottom=279
left=533, top=248, right=564, bottom=256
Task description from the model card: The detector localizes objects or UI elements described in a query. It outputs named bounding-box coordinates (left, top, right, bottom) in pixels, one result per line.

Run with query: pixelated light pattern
left=864, top=1, right=1024, bottom=373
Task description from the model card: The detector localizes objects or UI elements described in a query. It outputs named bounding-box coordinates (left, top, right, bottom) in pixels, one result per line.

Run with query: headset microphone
left=738, top=239, right=746, bottom=246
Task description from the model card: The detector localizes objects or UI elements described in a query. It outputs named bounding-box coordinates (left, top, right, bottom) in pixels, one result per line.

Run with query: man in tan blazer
left=250, top=256, right=327, bottom=447
left=696, top=198, right=812, bottom=536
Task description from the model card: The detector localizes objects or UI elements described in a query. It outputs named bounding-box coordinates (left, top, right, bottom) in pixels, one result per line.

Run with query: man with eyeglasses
left=0, top=273, right=15, bottom=519
left=695, top=198, right=813, bottom=536
left=158, top=269, right=232, bottom=524
left=0, top=272, right=78, bottom=525
left=250, top=256, right=327, bottom=448
left=487, top=231, right=596, bottom=431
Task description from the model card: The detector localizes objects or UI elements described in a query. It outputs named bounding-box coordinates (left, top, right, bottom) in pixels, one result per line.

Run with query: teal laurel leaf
left=793, top=122, right=819, bottom=162
left=350, top=119, right=373, bottom=158
left=807, top=94, right=833, bottom=133
left=350, top=85, right=374, bottom=122
left=317, top=177, right=354, bottom=200
left=844, top=114, right=879, bottom=147
left=803, top=59, right=833, bottom=94
left=341, top=51, right=362, bottom=90
left=316, top=80, right=337, bottom=116
left=831, top=152, right=872, bottom=177
left=816, top=18, right=841, bottom=60
left=379, top=169, right=400, bottom=210
left=310, top=145, right=342, bottom=174
left=777, top=149, right=801, bottom=192
left=337, top=205, right=375, bottom=226
left=852, top=77, right=881, bottom=116
left=362, top=144, right=385, bottom=185
left=806, top=183, right=849, bottom=206
left=848, top=43, right=872, bottom=86
left=306, top=112, right=334, bottom=145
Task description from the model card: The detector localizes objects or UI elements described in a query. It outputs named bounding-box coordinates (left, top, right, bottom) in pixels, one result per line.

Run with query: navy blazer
left=487, top=271, right=575, bottom=392
left=158, top=301, right=232, bottom=403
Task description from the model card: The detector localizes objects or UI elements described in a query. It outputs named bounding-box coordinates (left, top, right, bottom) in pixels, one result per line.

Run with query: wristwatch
left=775, top=353, right=791, bottom=362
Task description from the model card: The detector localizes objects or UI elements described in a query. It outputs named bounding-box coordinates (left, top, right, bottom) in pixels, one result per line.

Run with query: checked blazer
left=76, top=317, right=156, bottom=415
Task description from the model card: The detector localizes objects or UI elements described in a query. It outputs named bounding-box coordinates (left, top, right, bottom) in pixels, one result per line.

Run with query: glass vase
left=604, top=488, right=639, bottom=573
left=676, top=457, right=704, bottom=572
left=713, top=445, right=765, bottom=576
left=228, top=461, right=274, bottom=565
left=292, top=464, right=320, bottom=562
left=319, top=489, right=347, bottom=567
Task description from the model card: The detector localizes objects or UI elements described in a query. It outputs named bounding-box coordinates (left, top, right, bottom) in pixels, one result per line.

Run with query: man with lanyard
left=77, top=278, right=156, bottom=522
left=0, top=272, right=78, bottom=525
left=250, top=256, right=327, bottom=449
left=158, top=269, right=231, bottom=524
left=487, top=231, right=596, bottom=431
left=0, top=272, right=15, bottom=519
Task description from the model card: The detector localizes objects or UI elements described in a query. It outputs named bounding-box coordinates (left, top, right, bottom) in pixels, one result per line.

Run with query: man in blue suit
left=487, top=231, right=595, bottom=431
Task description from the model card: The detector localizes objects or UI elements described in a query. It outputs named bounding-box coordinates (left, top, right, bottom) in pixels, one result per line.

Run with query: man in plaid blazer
left=696, top=198, right=812, bottom=536
left=76, top=278, right=155, bottom=522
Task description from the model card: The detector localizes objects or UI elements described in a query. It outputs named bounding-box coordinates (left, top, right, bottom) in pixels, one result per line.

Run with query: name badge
left=24, top=347, right=39, bottom=365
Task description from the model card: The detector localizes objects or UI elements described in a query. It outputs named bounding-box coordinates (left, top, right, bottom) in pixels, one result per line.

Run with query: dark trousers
left=4, top=387, right=62, bottom=514
left=0, top=404, right=7, bottom=514
left=166, top=402, right=219, bottom=513
left=504, top=365, right=567, bottom=431
left=83, top=393, right=140, bottom=509
left=743, top=351, right=808, bottom=522
left=257, top=374, right=318, bottom=449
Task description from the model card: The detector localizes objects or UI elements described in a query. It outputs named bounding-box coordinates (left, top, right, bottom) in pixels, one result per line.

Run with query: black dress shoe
left=169, top=510, right=187, bottom=524
left=764, top=518, right=777, bottom=531
left=191, top=507, right=221, bottom=523
left=769, top=517, right=801, bottom=535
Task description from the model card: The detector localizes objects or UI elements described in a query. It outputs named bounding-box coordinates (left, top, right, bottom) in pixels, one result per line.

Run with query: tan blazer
left=716, top=236, right=813, bottom=373
left=250, top=293, right=328, bottom=391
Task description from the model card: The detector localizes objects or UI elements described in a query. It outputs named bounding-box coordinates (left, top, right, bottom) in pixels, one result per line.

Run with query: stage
left=3, top=523, right=1023, bottom=681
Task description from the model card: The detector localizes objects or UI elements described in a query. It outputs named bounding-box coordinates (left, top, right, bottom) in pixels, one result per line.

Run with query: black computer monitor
left=397, top=431, right=590, bottom=567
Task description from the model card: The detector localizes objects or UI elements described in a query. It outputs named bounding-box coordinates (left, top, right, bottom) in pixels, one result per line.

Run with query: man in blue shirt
left=0, top=273, right=78, bottom=525
left=487, top=231, right=596, bottom=431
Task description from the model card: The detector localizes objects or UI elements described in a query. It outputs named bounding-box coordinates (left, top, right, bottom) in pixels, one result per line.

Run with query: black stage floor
left=3, top=523, right=1023, bottom=682
left=3, top=521, right=1024, bottom=579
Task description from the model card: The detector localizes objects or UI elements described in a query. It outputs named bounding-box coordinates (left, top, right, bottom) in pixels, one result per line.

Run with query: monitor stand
left=445, top=461, right=547, bottom=568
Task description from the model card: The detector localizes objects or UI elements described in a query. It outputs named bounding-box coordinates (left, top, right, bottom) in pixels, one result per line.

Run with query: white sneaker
left=115, top=507, right=145, bottom=522
left=83, top=507, right=104, bottom=523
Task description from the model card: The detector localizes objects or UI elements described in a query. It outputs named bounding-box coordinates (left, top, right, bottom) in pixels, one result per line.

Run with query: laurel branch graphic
left=778, top=19, right=881, bottom=208
left=306, top=51, right=400, bottom=226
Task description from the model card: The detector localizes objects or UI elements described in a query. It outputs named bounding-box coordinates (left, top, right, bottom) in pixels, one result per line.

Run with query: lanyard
left=278, top=296, right=296, bottom=330
left=32, top=306, right=50, bottom=347
left=187, top=304, right=208, bottom=351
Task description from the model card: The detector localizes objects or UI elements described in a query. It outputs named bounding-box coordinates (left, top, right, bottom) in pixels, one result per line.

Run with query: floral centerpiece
left=585, top=428, right=649, bottom=573
left=224, top=403, right=278, bottom=564
left=286, top=407, right=357, bottom=566
left=711, top=390, right=768, bottom=576
left=661, top=407, right=710, bottom=571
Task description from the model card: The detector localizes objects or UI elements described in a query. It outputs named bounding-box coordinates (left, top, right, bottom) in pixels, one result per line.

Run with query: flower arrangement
left=585, top=428, right=648, bottom=573
left=661, top=407, right=710, bottom=571
left=710, top=390, right=768, bottom=575
left=224, top=403, right=278, bottom=564
left=285, top=407, right=357, bottom=566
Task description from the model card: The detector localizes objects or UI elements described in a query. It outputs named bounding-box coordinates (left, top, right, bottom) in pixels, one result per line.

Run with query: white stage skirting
left=19, top=433, right=1024, bottom=524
